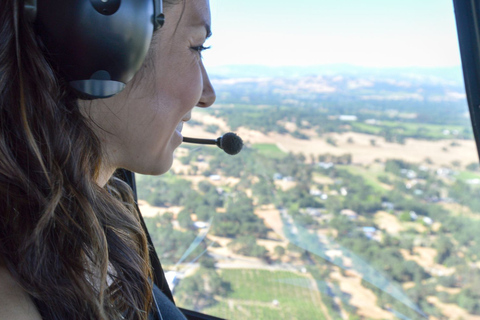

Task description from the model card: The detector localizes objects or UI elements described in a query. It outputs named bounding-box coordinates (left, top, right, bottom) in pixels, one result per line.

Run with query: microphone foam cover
left=221, top=132, right=243, bottom=155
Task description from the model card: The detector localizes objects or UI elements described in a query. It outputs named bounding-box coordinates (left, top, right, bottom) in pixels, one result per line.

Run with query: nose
left=196, top=62, right=216, bottom=108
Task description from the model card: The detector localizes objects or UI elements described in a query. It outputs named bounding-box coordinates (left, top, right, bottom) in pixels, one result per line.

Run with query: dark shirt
left=149, top=284, right=187, bottom=320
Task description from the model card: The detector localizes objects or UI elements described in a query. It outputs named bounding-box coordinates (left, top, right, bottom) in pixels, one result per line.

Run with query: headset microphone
left=183, top=133, right=243, bottom=155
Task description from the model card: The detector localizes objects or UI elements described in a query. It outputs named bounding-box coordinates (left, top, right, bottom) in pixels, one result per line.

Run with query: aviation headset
left=23, top=0, right=165, bottom=99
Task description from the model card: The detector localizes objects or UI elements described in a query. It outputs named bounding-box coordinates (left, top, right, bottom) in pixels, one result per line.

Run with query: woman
left=0, top=0, right=215, bottom=319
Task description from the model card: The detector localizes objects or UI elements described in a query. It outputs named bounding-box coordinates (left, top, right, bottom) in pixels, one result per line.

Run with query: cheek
left=166, top=60, right=204, bottom=108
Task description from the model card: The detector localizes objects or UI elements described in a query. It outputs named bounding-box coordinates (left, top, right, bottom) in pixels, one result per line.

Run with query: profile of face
left=80, top=0, right=215, bottom=183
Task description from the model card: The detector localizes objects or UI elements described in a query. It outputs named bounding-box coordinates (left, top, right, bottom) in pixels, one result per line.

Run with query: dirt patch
left=273, top=132, right=478, bottom=167
left=254, top=204, right=285, bottom=239
left=427, top=296, right=480, bottom=320
left=436, top=285, right=461, bottom=295
left=274, top=180, right=297, bottom=191
left=402, top=281, right=416, bottom=290
left=330, top=270, right=394, bottom=319
left=138, top=200, right=182, bottom=217
left=441, top=202, right=480, bottom=220
left=400, top=247, right=455, bottom=276
left=374, top=211, right=404, bottom=234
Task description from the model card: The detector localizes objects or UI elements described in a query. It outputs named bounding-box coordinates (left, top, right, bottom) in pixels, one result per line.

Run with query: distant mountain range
left=207, top=64, right=465, bottom=87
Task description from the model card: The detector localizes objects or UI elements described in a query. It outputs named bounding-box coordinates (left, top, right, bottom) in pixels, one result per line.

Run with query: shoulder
left=151, top=285, right=187, bottom=320
left=0, top=264, right=42, bottom=320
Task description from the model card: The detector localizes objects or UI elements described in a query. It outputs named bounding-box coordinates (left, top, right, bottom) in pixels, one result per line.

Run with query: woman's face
left=80, top=0, right=215, bottom=181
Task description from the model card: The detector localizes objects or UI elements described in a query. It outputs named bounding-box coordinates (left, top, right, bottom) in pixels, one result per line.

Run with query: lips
left=176, top=122, right=184, bottom=133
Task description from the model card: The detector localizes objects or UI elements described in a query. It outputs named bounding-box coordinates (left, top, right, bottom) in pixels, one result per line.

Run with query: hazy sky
left=203, top=0, right=461, bottom=68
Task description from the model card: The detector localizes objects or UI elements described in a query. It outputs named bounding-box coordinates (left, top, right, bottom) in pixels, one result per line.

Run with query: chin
left=144, top=154, right=174, bottom=176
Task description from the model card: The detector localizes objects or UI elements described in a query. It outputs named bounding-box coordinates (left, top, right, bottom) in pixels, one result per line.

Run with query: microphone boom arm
left=182, top=137, right=218, bottom=145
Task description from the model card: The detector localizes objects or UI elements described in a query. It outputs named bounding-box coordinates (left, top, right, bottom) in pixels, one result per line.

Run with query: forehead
left=182, top=0, right=211, bottom=30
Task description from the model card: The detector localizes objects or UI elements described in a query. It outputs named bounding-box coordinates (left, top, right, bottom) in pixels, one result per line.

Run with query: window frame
left=121, top=2, right=480, bottom=319
left=454, top=0, right=480, bottom=160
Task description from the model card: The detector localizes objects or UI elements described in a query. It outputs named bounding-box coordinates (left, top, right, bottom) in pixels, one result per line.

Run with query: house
left=423, top=217, right=433, bottom=225
left=317, top=162, right=334, bottom=169
left=209, top=174, right=221, bottom=181
left=362, top=227, right=377, bottom=239
left=382, top=202, right=395, bottom=210
left=341, top=209, right=358, bottom=220
left=339, top=115, right=358, bottom=121
left=305, top=207, right=322, bottom=217
left=409, top=211, right=418, bottom=220
left=273, top=173, right=283, bottom=180
left=194, top=221, right=209, bottom=229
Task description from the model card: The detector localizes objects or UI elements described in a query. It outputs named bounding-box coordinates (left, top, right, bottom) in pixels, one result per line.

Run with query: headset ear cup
left=34, top=0, right=156, bottom=99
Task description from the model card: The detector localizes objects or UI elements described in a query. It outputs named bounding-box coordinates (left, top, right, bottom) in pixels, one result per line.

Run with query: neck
left=97, top=165, right=116, bottom=188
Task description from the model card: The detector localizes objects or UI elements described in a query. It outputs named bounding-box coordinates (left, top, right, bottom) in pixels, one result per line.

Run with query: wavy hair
left=0, top=0, right=181, bottom=318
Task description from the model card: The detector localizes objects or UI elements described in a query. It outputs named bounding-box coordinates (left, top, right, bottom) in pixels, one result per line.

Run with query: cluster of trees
left=449, top=179, right=480, bottom=213
left=175, top=254, right=232, bottom=311
left=137, top=175, right=196, bottom=207
left=144, top=213, right=205, bottom=265
left=330, top=168, right=383, bottom=214
left=439, top=216, right=480, bottom=262
left=228, top=235, right=269, bottom=260
left=138, top=174, right=226, bottom=223
left=436, top=268, right=480, bottom=315
left=317, top=153, right=353, bottom=164
left=212, top=192, right=269, bottom=239
left=338, top=232, right=429, bottom=284
left=175, top=268, right=231, bottom=311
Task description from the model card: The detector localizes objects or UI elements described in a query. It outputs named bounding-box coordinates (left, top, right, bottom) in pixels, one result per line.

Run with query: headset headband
left=24, top=0, right=165, bottom=99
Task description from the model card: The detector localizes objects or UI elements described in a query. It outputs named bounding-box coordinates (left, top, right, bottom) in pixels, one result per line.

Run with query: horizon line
left=205, top=63, right=463, bottom=69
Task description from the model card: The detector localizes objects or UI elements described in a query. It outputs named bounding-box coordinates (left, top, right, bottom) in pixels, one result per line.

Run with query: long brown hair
left=0, top=0, right=180, bottom=318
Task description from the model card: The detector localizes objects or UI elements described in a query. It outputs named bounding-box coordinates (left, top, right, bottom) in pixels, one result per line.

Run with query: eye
left=190, top=45, right=211, bottom=57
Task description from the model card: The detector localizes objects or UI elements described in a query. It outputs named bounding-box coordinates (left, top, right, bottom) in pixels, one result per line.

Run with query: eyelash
left=191, top=45, right=211, bottom=57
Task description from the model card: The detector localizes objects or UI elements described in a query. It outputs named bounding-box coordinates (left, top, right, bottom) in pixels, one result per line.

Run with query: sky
left=202, top=0, right=462, bottom=68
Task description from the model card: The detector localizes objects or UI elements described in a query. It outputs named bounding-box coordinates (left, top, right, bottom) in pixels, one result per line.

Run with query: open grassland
left=336, top=164, right=389, bottom=193
left=202, top=269, right=327, bottom=320
left=252, top=143, right=287, bottom=158
left=457, top=170, right=480, bottom=181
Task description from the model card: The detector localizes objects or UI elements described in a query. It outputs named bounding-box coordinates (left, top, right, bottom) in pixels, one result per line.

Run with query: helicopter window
left=136, top=0, right=479, bottom=319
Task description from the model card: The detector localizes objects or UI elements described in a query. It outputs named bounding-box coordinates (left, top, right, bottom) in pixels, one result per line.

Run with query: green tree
left=205, top=124, right=219, bottom=134
left=228, top=235, right=269, bottom=260
left=274, top=245, right=286, bottom=257
left=212, top=192, right=268, bottom=238
left=399, top=211, right=411, bottom=222
left=177, top=209, right=193, bottom=229
left=435, top=235, right=454, bottom=265
left=175, top=268, right=231, bottom=311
